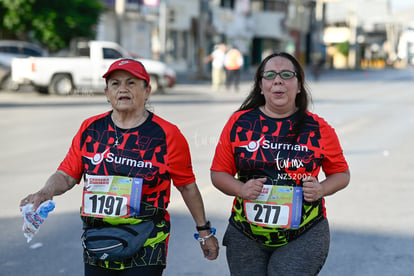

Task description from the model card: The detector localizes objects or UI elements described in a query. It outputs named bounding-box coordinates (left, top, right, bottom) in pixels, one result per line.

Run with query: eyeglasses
left=262, top=70, right=297, bottom=80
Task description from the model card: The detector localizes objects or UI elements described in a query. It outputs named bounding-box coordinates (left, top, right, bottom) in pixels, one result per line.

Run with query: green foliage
left=0, top=0, right=105, bottom=52
left=336, top=41, right=349, bottom=56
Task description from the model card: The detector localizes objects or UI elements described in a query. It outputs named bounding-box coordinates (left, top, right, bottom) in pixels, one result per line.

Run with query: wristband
left=196, top=220, right=211, bottom=231
left=194, top=227, right=216, bottom=245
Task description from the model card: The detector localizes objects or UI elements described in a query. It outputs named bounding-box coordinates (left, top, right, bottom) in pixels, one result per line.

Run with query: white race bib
left=244, top=185, right=303, bottom=229
left=81, top=174, right=143, bottom=218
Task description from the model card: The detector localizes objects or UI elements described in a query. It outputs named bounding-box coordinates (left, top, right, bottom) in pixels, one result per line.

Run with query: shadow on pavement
left=2, top=212, right=413, bottom=276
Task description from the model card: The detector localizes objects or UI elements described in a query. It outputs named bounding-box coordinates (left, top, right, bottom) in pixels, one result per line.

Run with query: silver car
left=0, top=40, right=48, bottom=90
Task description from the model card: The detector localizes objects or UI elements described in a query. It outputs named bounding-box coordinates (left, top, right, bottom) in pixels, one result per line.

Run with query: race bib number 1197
left=82, top=174, right=143, bottom=218
left=244, top=185, right=303, bottom=229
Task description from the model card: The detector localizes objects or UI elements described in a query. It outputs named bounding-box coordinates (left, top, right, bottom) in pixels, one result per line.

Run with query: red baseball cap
left=103, top=58, right=150, bottom=84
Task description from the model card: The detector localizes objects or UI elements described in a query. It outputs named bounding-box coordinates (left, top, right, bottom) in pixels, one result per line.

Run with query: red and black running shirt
left=211, top=108, right=349, bottom=246
left=58, top=110, right=195, bottom=224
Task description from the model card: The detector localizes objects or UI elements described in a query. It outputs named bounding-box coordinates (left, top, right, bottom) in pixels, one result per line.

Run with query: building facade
left=96, top=0, right=322, bottom=74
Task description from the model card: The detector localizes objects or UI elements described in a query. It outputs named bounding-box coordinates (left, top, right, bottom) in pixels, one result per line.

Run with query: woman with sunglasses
left=210, top=52, right=350, bottom=275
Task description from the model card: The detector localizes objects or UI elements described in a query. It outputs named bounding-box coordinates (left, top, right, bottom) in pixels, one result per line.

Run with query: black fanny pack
left=82, top=220, right=154, bottom=262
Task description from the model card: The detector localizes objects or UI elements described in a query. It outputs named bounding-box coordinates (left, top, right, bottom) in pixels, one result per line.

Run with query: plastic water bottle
left=21, top=200, right=55, bottom=243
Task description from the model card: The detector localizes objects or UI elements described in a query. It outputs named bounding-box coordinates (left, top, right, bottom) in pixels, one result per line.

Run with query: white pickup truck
left=11, top=40, right=176, bottom=95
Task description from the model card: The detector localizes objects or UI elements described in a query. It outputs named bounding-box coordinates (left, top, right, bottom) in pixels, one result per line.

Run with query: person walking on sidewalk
left=224, top=45, right=244, bottom=92
left=204, top=43, right=227, bottom=92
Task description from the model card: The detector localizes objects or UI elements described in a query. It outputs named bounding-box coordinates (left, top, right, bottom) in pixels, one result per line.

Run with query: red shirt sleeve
left=319, top=120, right=349, bottom=175
left=156, top=118, right=196, bottom=187
left=210, top=113, right=239, bottom=176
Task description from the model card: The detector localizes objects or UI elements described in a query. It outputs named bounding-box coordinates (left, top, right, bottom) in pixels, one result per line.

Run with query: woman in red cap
left=20, top=58, right=219, bottom=275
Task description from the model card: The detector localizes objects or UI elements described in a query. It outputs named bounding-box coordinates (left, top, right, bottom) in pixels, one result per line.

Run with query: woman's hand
left=198, top=230, right=219, bottom=260
left=20, top=191, right=53, bottom=211
left=240, top=178, right=266, bottom=200
left=302, top=176, right=324, bottom=202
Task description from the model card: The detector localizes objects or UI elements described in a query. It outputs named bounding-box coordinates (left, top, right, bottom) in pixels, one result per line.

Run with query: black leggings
left=84, top=263, right=164, bottom=276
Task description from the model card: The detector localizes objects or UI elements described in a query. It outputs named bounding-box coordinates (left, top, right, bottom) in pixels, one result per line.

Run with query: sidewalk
left=174, top=66, right=414, bottom=85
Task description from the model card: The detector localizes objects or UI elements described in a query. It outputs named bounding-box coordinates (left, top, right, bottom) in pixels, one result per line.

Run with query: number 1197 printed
left=83, top=194, right=128, bottom=217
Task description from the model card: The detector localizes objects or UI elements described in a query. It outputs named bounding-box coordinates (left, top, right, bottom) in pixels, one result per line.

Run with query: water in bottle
left=20, top=200, right=55, bottom=243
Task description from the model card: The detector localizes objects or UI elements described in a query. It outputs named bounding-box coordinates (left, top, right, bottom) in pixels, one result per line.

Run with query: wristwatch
left=196, top=221, right=211, bottom=231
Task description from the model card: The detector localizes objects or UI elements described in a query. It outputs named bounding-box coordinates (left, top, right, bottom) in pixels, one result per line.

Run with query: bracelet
left=196, top=220, right=211, bottom=231
left=194, top=227, right=216, bottom=245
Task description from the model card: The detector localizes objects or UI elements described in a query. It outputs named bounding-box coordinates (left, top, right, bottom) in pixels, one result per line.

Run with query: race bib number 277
left=244, top=185, right=303, bottom=229
left=82, top=174, right=143, bottom=218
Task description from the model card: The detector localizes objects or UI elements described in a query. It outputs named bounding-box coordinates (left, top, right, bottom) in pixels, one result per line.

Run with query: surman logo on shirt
left=240, top=136, right=309, bottom=153
left=84, top=149, right=153, bottom=168
left=85, top=148, right=110, bottom=165
left=239, top=137, right=308, bottom=170
left=241, top=136, right=265, bottom=152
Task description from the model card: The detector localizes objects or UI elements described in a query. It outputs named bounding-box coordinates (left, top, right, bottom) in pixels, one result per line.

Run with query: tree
left=336, top=41, right=350, bottom=57
left=0, top=0, right=105, bottom=52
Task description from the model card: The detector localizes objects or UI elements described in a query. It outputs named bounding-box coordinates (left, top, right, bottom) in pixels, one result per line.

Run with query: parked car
left=10, top=40, right=176, bottom=95
left=0, top=40, right=48, bottom=90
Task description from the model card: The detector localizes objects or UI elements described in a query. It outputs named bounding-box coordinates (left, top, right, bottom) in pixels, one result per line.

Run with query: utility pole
left=314, top=0, right=326, bottom=60
left=197, top=0, right=209, bottom=78
left=115, top=0, right=125, bottom=45
left=385, top=0, right=398, bottom=64
left=158, top=0, right=167, bottom=62
left=347, top=0, right=359, bottom=69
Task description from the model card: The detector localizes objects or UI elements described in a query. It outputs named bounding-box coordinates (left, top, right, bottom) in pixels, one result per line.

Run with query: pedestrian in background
left=211, top=52, right=350, bottom=275
left=224, top=45, right=244, bottom=92
left=20, top=58, right=219, bottom=276
left=204, top=43, right=226, bottom=92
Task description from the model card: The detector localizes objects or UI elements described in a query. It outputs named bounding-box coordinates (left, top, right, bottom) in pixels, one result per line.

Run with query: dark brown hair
left=237, top=52, right=312, bottom=139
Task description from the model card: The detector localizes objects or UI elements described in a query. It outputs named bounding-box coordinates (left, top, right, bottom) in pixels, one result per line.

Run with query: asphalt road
left=1, top=68, right=414, bottom=275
